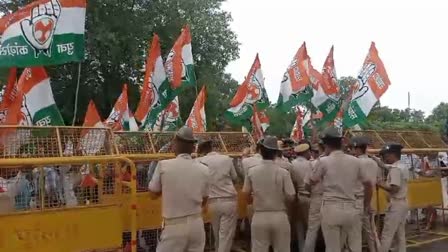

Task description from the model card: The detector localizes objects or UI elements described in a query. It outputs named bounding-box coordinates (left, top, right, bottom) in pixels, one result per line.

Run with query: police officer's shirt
left=387, top=161, right=409, bottom=200
left=305, top=156, right=325, bottom=196
left=354, top=154, right=381, bottom=197
left=242, top=153, right=262, bottom=177
left=276, top=156, right=293, bottom=172
left=148, top=153, right=210, bottom=218
left=290, top=156, right=312, bottom=194
left=311, top=151, right=369, bottom=202
left=198, top=152, right=237, bottom=199
left=242, top=160, right=296, bottom=211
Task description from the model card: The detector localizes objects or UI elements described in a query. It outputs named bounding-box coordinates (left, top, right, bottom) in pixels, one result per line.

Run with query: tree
left=1, top=0, right=239, bottom=129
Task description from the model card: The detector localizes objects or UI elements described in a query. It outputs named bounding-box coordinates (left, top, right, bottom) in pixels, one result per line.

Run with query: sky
left=222, top=0, right=448, bottom=116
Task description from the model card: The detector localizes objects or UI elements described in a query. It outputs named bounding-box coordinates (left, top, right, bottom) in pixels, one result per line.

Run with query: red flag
left=83, top=100, right=102, bottom=128
left=0, top=68, right=17, bottom=110
left=321, top=46, right=339, bottom=95
left=287, top=42, right=311, bottom=93
left=186, top=85, right=207, bottom=133
left=165, top=25, right=193, bottom=89
left=251, top=106, right=269, bottom=142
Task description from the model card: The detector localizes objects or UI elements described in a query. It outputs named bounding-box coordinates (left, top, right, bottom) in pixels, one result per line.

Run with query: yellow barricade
left=407, top=178, right=443, bottom=209
left=0, top=156, right=137, bottom=252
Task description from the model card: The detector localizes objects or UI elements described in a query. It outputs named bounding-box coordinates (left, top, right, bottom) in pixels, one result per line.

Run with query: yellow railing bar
left=0, top=155, right=138, bottom=252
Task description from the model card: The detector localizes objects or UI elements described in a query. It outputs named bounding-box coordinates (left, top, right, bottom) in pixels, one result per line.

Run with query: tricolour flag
left=135, top=34, right=168, bottom=131
left=104, top=84, right=128, bottom=131
left=154, top=96, right=181, bottom=132
left=186, top=85, right=207, bottom=133
left=0, top=0, right=86, bottom=67
left=4, top=67, right=64, bottom=126
left=122, top=108, right=138, bottom=132
left=343, top=42, right=391, bottom=127
left=311, top=47, right=341, bottom=125
left=277, top=42, right=313, bottom=112
left=225, top=54, right=269, bottom=125
left=243, top=105, right=269, bottom=142
left=290, top=107, right=304, bottom=142
left=80, top=100, right=105, bottom=155
left=163, top=25, right=196, bottom=101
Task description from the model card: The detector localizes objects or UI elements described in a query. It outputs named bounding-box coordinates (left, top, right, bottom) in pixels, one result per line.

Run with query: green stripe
left=33, top=103, right=65, bottom=126
left=224, top=104, right=254, bottom=126
left=343, top=101, right=367, bottom=127
left=276, top=86, right=313, bottom=112
left=316, top=99, right=341, bottom=126
left=0, top=33, right=84, bottom=67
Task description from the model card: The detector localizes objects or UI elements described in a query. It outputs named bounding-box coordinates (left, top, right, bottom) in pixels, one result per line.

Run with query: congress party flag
left=104, top=84, right=128, bottom=131
left=277, top=42, right=313, bottom=112
left=0, top=0, right=86, bottom=67
left=225, top=54, right=269, bottom=125
left=80, top=100, right=105, bottom=155
left=163, top=25, right=196, bottom=102
left=343, top=42, right=391, bottom=127
left=153, top=96, right=182, bottom=131
left=4, top=67, right=64, bottom=126
left=186, top=85, right=207, bottom=133
left=135, top=34, right=168, bottom=131
left=290, top=107, right=304, bottom=142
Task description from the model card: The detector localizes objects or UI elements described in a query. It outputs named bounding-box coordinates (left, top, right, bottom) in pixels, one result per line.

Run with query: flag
left=135, top=34, right=168, bottom=131
left=4, top=67, right=64, bottom=126
left=290, top=107, right=304, bottom=142
left=154, top=96, right=181, bottom=131
left=0, top=0, right=86, bottom=67
left=0, top=68, right=17, bottom=124
left=122, top=108, right=138, bottom=131
left=343, top=42, right=391, bottom=127
left=186, top=85, right=207, bottom=133
left=311, top=47, right=341, bottom=125
left=163, top=25, right=196, bottom=101
left=80, top=100, right=105, bottom=155
left=277, top=42, right=313, bottom=112
left=243, top=105, right=269, bottom=142
left=225, top=54, right=269, bottom=125
left=104, top=84, right=128, bottom=131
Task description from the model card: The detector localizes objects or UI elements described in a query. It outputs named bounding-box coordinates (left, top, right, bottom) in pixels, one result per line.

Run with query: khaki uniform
left=379, top=161, right=409, bottom=252
left=149, top=154, right=209, bottom=252
left=242, top=153, right=262, bottom=221
left=199, top=152, right=238, bottom=252
left=290, top=156, right=313, bottom=252
left=276, top=156, right=293, bottom=172
left=355, top=155, right=381, bottom=252
left=311, top=151, right=369, bottom=252
left=303, top=158, right=324, bottom=252
left=243, top=160, right=296, bottom=252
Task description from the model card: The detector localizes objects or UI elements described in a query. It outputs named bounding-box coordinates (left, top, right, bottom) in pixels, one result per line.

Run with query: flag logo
left=20, top=0, right=62, bottom=57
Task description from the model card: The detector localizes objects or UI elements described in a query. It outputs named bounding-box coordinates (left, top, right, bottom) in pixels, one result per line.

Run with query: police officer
left=310, top=127, right=373, bottom=252
left=242, top=136, right=296, bottom=252
left=148, top=126, right=210, bottom=252
left=290, top=143, right=312, bottom=252
left=242, top=140, right=263, bottom=177
left=377, top=143, right=409, bottom=252
left=350, top=136, right=381, bottom=252
left=197, top=139, right=238, bottom=252
left=303, top=140, right=326, bottom=252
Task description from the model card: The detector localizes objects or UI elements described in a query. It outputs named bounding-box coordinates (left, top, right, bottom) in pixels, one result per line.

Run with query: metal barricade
left=0, top=155, right=137, bottom=252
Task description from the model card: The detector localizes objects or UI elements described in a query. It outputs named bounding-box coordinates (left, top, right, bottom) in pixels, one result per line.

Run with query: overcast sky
left=222, top=0, right=447, bottom=116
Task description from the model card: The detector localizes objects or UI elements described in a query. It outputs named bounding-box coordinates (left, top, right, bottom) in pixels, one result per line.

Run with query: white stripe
left=2, top=8, right=85, bottom=41
left=279, top=74, right=292, bottom=103
left=153, top=57, right=167, bottom=86
left=24, top=78, right=56, bottom=118
left=311, top=86, right=327, bottom=107
left=182, top=43, right=193, bottom=65
left=356, top=88, right=377, bottom=116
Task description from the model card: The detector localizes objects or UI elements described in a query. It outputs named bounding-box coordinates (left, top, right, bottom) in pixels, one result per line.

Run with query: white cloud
left=223, top=0, right=448, bottom=115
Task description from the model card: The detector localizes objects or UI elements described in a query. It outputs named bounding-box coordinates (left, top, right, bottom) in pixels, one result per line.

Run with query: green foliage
left=265, top=106, right=296, bottom=137
left=1, top=0, right=239, bottom=129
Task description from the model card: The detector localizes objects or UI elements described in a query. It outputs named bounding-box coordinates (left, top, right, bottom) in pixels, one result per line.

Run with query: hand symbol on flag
left=20, top=0, right=61, bottom=57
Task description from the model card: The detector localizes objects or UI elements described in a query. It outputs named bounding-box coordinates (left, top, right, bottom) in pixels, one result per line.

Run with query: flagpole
left=72, top=63, right=82, bottom=126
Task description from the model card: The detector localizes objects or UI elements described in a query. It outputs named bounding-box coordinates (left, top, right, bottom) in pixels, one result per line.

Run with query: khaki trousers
left=251, top=211, right=291, bottom=252
left=321, top=201, right=362, bottom=252
left=209, top=198, right=238, bottom=252
left=297, top=195, right=311, bottom=252
left=303, top=195, right=322, bottom=252
left=379, top=200, right=408, bottom=252
left=156, top=214, right=205, bottom=252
